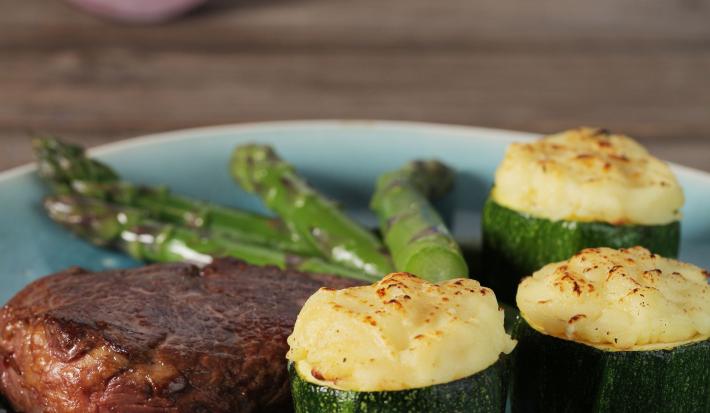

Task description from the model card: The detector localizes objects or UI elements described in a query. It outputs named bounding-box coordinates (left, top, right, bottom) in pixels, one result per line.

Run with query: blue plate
left=1, top=120, right=709, bottom=303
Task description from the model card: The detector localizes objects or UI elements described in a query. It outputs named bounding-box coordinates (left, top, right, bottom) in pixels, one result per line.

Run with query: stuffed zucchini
left=511, top=247, right=710, bottom=413
left=482, top=128, right=684, bottom=302
left=286, top=272, right=516, bottom=412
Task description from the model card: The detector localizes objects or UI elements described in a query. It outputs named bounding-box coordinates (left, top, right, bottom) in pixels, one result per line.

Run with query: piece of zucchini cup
left=482, top=128, right=684, bottom=302
left=511, top=247, right=710, bottom=413
left=286, top=272, right=516, bottom=413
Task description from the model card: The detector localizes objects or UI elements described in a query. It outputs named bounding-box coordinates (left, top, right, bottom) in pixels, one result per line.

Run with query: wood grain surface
left=1, top=0, right=708, bottom=171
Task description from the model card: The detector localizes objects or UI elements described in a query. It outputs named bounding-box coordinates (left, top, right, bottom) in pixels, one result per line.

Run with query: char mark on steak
left=0, top=259, right=361, bottom=413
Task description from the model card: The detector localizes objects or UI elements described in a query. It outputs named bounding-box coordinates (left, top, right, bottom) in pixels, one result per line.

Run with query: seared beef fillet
left=0, top=259, right=361, bottom=412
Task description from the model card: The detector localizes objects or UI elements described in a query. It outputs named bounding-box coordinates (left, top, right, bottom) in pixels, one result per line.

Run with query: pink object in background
left=64, top=0, right=208, bottom=24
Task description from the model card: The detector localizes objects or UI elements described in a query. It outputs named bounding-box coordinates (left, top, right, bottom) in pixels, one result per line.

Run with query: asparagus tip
left=404, top=159, right=455, bottom=199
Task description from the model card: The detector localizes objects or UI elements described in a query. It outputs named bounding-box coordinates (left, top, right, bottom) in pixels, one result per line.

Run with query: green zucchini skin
left=288, top=357, right=508, bottom=413
left=481, top=198, right=680, bottom=303
left=510, top=318, right=710, bottom=413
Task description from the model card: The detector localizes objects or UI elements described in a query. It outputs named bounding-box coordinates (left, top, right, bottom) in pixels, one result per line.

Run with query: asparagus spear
left=32, top=137, right=318, bottom=255
left=370, top=160, right=468, bottom=282
left=44, top=194, right=377, bottom=281
left=230, top=144, right=394, bottom=277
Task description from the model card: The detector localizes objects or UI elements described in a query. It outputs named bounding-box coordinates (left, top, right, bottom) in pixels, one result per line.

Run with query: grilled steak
left=0, top=259, right=362, bottom=413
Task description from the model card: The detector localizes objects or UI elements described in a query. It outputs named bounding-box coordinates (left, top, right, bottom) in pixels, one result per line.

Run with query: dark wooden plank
left=1, top=0, right=709, bottom=52
left=1, top=50, right=709, bottom=136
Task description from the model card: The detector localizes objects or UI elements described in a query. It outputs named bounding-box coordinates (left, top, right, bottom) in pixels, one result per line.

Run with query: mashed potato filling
left=287, top=273, right=516, bottom=391
left=517, top=247, right=710, bottom=350
left=492, top=128, right=684, bottom=225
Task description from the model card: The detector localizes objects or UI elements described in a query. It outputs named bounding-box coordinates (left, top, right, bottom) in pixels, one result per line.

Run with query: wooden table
left=2, top=0, right=709, bottom=171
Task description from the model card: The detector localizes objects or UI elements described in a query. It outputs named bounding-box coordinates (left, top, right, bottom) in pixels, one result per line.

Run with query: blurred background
left=1, top=0, right=709, bottom=171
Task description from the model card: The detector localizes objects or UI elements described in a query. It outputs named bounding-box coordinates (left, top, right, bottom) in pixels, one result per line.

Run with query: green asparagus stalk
left=370, top=160, right=468, bottom=282
left=230, top=144, right=394, bottom=277
left=32, top=137, right=318, bottom=255
left=44, top=194, right=377, bottom=282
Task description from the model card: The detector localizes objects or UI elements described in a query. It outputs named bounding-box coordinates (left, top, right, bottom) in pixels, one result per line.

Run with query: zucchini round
left=288, top=357, right=509, bottom=413
left=510, top=317, right=710, bottom=413
left=481, top=198, right=680, bottom=303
